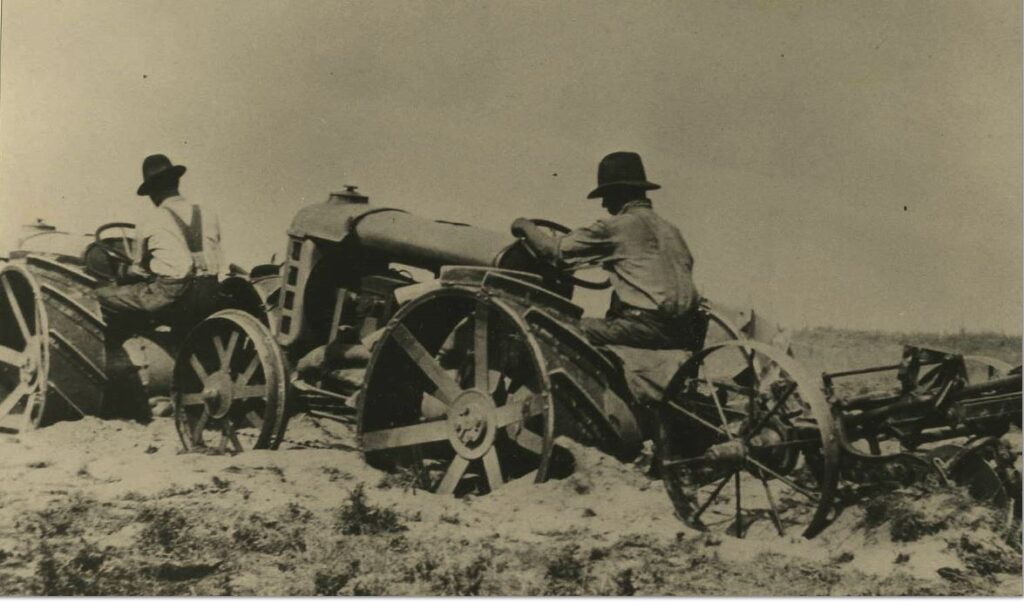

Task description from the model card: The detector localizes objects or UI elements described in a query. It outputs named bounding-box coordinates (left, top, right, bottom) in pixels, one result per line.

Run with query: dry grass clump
left=334, top=483, right=407, bottom=535
left=232, top=503, right=312, bottom=554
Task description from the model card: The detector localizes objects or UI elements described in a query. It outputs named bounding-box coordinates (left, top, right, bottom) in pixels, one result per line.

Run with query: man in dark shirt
left=512, top=151, right=703, bottom=350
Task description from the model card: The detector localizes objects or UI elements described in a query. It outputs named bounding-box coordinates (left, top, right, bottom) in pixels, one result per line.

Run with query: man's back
left=138, top=196, right=223, bottom=278
left=558, top=199, right=698, bottom=318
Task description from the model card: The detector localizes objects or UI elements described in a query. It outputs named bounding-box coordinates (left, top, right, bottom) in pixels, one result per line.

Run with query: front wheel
left=172, top=309, right=289, bottom=452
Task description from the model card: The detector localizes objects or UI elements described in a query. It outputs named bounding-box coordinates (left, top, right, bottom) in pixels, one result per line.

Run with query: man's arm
left=511, top=217, right=615, bottom=268
left=119, top=214, right=155, bottom=281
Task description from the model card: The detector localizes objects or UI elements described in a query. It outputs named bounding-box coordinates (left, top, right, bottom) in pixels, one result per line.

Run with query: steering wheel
left=93, top=222, right=137, bottom=265
left=520, top=218, right=611, bottom=290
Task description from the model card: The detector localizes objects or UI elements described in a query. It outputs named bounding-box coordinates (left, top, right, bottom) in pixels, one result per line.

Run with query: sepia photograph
left=0, top=0, right=1020, bottom=595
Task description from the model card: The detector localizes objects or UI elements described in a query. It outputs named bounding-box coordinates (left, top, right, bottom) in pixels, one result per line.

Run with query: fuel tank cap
left=329, top=185, right=368, bottom=204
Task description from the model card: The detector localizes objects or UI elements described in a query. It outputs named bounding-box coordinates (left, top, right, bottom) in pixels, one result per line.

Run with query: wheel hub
left=705, top=440, right=747, bottom=466
left=201, top=371, right=234, bottom=419
left=447, top=389, right=497, bottom=459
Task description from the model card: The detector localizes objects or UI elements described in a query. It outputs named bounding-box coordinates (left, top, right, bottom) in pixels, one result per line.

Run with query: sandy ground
left=0, top=408, right=1019, bottom=595
left=0, top=327, right=1019, bottom=595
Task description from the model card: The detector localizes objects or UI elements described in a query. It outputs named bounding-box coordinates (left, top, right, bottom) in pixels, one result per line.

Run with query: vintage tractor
left=167, top=186, right=1021, bottom=538
left=174, top=185, right=638, bottom=454
left=167, top=188, right=808, bottom=506
left=0, top=219, right=276, bottom=433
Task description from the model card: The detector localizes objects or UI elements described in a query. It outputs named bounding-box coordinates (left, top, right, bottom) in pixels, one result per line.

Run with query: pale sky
left=1, top=0, right=1020, bottom=333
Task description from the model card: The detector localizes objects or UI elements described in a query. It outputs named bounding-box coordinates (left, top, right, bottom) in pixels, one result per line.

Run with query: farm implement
left=658, top=341, right=1021, bottom=538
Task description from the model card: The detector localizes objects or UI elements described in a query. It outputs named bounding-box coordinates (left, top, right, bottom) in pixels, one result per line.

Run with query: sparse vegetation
left=313, top=560, right=361, bottom=595
left=334, top=484, right=406, bottom=535
left=862, top=493, right=948, bottom=542
left=19, top=493, right=95, bottom=538
left=136, top=506, right=191, bottom=551
left=35, top=542, right=107, bottom=596
left=544, top=544, right=588, bottom=595
left=232, top=504, right=312, bottom=554
left=0, top=328, right=1018, bottom=595
left=949, top=535, right=1020, bottom=576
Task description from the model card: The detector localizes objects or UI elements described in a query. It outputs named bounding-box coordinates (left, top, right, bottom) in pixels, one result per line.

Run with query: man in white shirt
left=94, top=154, right=224, bottom=331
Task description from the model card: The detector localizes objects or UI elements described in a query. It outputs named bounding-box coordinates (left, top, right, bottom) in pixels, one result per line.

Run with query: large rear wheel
left=359, top=290, right=555, bottom=495
left=0, top=265, right=48, bottom=431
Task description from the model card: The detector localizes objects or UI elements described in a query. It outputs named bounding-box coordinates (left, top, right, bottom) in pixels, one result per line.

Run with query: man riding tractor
left=92, top=154, right=225, bottom=415
left=512, top=151, right=705, bottom=352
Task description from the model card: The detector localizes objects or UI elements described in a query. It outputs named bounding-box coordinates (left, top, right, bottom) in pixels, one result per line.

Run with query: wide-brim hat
left=137, top=154, right=186, bottom=196
left=587, top=151, right=660, bottom=199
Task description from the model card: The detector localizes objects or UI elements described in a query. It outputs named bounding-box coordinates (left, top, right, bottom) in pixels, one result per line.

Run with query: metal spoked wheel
left=658, top=340, right=839, bottom=538
left=0, top=265, right=48, bottom=431
left=172, top=309, right=288, bottom=452
left=359, top=289, right=555, bottom=495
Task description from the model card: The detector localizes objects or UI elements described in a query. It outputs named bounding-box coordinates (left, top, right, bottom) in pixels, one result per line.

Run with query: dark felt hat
left=137, top=154, right=186, bottom=196
left=586, top=151, right=660, bottom=199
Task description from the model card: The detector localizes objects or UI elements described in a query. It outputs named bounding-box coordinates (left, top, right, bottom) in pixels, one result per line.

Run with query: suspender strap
left=164, top=205, right=210, bottom=274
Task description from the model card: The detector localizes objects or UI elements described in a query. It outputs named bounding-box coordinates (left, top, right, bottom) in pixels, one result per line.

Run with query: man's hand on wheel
left=510, top=217, right=559, bottom=263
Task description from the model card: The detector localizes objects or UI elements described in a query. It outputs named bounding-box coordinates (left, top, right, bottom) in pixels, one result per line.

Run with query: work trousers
left=579, top=297, right=705, bottom=351
left=94, top=275, right=220, bottom=333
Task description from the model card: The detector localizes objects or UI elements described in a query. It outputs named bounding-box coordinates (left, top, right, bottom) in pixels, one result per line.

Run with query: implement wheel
left=172, top=310, right=288, bottom=452
left=0, top=265, right=48, bottom=430
left=658, top=340, right=839, bottom=538
left=359, top=289, right=555, bottom=495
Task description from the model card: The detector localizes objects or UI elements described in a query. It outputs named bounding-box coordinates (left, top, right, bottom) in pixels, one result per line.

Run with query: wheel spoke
left=713, top=381, right=760, bottom=398
left=213, top=336, right=227, bottom=368
left=512, top=427, right=545, bottom=455
left=749, top=438, right=821, bottom=449
left=495, top=400, right=524, bottom=427
left=744, top=381, right=798, bottom=443
left=496, top=395, right=544, bottom=427
left=225, top=421, right=243, bottom=453
left=474, top=302, right=489, bottom=392
left=420, top=393, right=449, bottom=420
left=761, top=477, right=785, bottom=536
left=2, top=276, right=31, bottom=341
left=0, top=383, right=30, bottom=420
left=734, top=472, right=744, bottom=538
left=392, top=324, right=462, bottom=404
left=190, top=354, right=210, bottom=382
left=237, top=355, right=260, bottom=387
left=0, top=344, right=24, bottom=367
left=665, top=400, right=732, bottom=439
left=702, top=365, right=733, bottom=438
left=693, top=471, right=735, bottom=523
left=660, top=456, right=707, bottom=469
left=215, top=331, right=240, bottom=368
left=437, top=455, right=470, bottom=495
left=362, top=420, right=450, bottom=451
left=179, top=393, right=207, bottom=407
left=482, top=448, right=503, bottom=491
left=234, top=385, right=268, bottom=400
left=192, top=408, right=210, bottom=446
left=246, top=410, right=264, bottom=430
left=746, top=457, right=820, bottom=502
